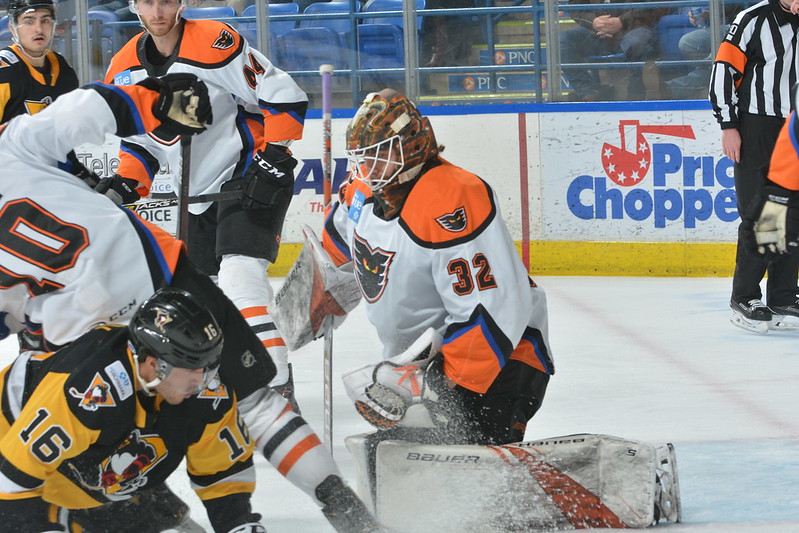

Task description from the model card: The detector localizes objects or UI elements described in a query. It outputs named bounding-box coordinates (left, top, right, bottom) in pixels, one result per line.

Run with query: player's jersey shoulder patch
left=179, top=19, right=242, bottom=66
left=212, top=29, right=235, bottom=50
left=400, top=162, right=496, bottom=247
left=0, top=49, right=19, bottom=67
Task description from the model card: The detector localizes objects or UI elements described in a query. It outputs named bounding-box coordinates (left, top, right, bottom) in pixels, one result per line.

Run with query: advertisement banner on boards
left=538, top=109, right=736, bottom=242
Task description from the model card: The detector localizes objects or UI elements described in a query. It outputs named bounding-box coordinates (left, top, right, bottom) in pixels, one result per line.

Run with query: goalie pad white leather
left=270, top=225, right=362, bottom=350
left=345, top=433, right=681, bottom=531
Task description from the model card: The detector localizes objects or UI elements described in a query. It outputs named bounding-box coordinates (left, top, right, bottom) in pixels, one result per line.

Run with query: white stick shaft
left=320, top=64, right=335, bottom=452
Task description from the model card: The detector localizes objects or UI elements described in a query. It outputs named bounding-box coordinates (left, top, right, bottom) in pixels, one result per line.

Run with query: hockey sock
left=218, top=254, right=290, bottom=385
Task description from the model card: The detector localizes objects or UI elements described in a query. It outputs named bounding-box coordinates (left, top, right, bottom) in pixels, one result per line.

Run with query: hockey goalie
left=271, top=88, right=682, bottom=531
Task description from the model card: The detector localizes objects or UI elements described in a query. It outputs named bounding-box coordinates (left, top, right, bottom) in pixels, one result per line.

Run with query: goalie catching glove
left=741, top=184, right=799, bottom=255
left=357, top=362, right=425, bottom=429
left=343, top=328, right=442, bottom=430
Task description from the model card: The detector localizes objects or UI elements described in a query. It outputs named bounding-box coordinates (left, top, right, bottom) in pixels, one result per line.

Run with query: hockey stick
left=320, top=63, right=335, bottom=452
left=177, top=136, right=192, bottom=241
left=187, top=190, right=241, bottom=204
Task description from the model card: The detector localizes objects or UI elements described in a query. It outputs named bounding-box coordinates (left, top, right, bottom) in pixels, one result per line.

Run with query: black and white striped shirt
left=709, top=0, right=799, bottom=127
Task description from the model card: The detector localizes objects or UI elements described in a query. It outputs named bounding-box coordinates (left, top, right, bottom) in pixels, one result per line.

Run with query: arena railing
left=49, top=0, right=741, bottom=109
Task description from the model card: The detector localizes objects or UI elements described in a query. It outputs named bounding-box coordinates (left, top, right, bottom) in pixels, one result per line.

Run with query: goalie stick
left=320, top=63, right=335, bottom=451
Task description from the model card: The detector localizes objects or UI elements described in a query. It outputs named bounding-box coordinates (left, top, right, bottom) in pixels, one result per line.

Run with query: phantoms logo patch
left=435, top=206, right=468, bottom=232
left=212, top=29, right=235, bottom=49
left=352, top=232, right=394, bottom=303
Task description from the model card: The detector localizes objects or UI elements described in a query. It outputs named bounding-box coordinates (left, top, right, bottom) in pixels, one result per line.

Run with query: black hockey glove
left=237, top=143, right=298, bottom=210
left=137, top=73, right=213, bottom=137
left=95, top=174, right=141, bottom=205
left=740, top=184, right=799, bottom=256
left=65, top=150, right=100, bottom=188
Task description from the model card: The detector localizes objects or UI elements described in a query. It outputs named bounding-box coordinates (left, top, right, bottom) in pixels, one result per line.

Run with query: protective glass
left=130, top=0, right=184, bottom=14
left=346, top=135, right=405, bottom=192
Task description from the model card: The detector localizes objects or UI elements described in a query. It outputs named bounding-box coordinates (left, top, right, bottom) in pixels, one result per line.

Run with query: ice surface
left=2, top=276, right=797, bottom=532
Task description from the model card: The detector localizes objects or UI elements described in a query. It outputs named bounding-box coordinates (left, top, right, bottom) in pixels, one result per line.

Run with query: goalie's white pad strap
left=271, top=225, right=362, bottom=350
left=345, top=433, right=680, bottom=531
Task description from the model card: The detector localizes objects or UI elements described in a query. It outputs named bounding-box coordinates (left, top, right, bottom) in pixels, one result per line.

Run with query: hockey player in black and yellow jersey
left=0, top=0, right=79, bottom=123
left=0, top=289, right=385, bottom=533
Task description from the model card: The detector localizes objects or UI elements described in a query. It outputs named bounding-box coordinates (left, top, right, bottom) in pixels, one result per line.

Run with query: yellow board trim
left=522, top=241, right=736, bottom=277
left=269, top=241, right=736, bottom=277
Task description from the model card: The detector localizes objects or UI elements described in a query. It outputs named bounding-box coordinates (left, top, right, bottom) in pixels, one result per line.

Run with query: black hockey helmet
left=8, top=0, right=55, bottom=22
left=129, top=288, right=223, bottom=370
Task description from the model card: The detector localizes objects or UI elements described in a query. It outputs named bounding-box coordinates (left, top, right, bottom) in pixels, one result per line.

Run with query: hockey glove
left=95, top=174, right=141, bottom=205
left=137, top=73, right=213, bottom=137
left=355, top=362, right=424, bottom=430
left=741, top=184, right=799, bottom=255
left=65, top=150, right=100, bottom=188
left=236, top=143, right=298, bottom=210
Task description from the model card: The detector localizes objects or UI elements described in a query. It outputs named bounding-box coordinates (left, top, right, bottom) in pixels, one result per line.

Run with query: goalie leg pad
left=346, top=433, right=682, bottom=531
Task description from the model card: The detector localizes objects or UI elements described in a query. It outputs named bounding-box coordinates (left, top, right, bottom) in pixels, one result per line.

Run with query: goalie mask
left=129, top=288, right=223, bottom=394
left=346, top=89, right=439, bottom=192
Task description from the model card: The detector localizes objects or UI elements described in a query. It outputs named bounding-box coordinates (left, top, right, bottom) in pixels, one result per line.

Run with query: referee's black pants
left=731, top=113, right=799, bottom=307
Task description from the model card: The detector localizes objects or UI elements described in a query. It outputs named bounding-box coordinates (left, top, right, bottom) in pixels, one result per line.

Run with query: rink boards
left=75, top=100, right=734, bottom=276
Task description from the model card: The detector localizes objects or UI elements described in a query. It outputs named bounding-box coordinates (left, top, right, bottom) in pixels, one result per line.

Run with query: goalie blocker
left=346, top=432, right=682, bottom=532
left=270, top=225, right=362, bottom=350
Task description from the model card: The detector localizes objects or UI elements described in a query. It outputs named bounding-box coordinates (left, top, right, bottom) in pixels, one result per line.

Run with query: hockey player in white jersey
left=101, top=0, right=308, bottom=408
left=0, top=78, right=385, bottom=533
left=321, top=88, right=553, bottom=445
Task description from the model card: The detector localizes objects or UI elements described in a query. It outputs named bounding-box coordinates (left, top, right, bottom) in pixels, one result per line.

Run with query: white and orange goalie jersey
left=322, top=160, right=554, bottom=396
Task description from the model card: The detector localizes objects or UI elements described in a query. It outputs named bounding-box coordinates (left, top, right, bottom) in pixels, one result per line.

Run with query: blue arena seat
left=280, top=26, right=345, bottom=71
left=240, top=2, right=299, bottom=37
left=183, top=5, right=237, bottom=20
left=657, top=14, right=694, bottom=61
left=362, top=0, right=424, bottom=29
left=358, top=23, right=403, bottom=68
left=298, top=1, right=357, bottom=35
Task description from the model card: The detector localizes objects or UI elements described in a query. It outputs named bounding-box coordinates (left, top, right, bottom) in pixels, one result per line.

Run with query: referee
left=709, top=0, right=799, bottom=334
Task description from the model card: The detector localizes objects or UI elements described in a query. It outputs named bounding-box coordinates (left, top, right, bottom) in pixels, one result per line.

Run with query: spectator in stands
left=422, top=0, right=479, bottom=67
left=560, top=0, right=666, bottom=101
left=665, top=3, right=746, bottom=99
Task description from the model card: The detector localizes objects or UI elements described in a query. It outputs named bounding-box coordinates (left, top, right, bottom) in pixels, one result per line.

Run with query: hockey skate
left=730, top=299, right=771, bottom=334
left=769, top=301, right=799, bottom=331
left=316, top=475, right=387, bottom=533
left=653, top=443, right=682, bottom=525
